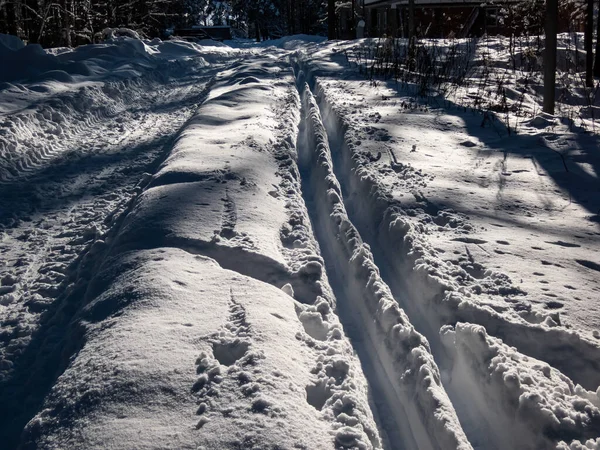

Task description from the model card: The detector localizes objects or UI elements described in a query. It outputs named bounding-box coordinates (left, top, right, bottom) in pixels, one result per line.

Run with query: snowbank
left=442, top=323, right=600, bottom=449
left=0, top=33, right=25, bottom=52
left=0, top=39, right=90, bottom=83
left=0, top=33, right=235, bottom=85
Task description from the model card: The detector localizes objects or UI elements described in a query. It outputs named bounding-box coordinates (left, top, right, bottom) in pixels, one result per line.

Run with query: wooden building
left=359, top=0, right=536, bottom=38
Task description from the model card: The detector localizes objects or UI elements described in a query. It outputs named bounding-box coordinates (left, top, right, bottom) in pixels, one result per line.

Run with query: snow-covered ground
left=1, top=32, right=599, bottom=450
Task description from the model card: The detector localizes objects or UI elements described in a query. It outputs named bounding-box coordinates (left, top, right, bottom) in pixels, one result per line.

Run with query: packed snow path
left=1, top=35, right=600, bottom=450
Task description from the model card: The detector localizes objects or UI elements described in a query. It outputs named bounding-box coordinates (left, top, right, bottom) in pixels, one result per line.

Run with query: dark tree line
left=0, top=0, right=332, bottom=47
left=0, top=0, right=184, bottom=46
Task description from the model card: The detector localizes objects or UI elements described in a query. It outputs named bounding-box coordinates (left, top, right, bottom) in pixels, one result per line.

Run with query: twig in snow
left=540, top=137, right=570, bottom=173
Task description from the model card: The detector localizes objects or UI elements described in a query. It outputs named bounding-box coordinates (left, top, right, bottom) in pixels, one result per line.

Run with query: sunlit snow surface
left=0, top=33, right=599, bottom=450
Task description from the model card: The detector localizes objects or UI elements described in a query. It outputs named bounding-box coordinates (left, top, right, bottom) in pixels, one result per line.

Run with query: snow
left=1, top=33, right=600, bottom=449
left=20, top=249, right=346, bottom=449
left=297, top=80, right=470, bottom=450
left=0, top=33, right=26, bottom=52
left=293, top=37, right=600, bottom=449
left=225, top=34, right=327, bottom=51
left=441, top=323, right=600, bottom=449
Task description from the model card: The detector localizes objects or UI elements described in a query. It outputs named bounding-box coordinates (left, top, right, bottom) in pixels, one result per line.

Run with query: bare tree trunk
left=328, top=0, right=335, bottom=39
left=2, top=0, right=18, bottom=36
left=585, top=0, right=594, bottom=87
left=408, top=0, right=415, bottom=41
left=543, top=0, right=558, bottom=114
left=594, top=1, right=600, bottom=77
left=351, top=0, right=355, bottom=36
left=289, top=0, right=295, bottom=35
left=62, top=0, right=72, bottom=47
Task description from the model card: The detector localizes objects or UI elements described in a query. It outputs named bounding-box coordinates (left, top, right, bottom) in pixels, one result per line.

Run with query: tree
left=585, top=0, right=593, bottom=87
left=408, top=0, right=415, bottom=40
left=0, top=0, right=333, bottom=46
left=327, top=0, right=335, bottom=39
left=594, top=1, right=600, bottom=76
left=543, top=0, right=558, bottom=114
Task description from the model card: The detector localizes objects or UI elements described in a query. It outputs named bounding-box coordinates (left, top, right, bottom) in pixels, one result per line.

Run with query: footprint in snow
left=212, top=340, right=250, bottom=367
left=575, top=259, right=600, bottom=272
left=305, top=380, right=332, bottom=411
left=451, top=237, right=487, bottom=245
left=545, top=240, right=581, bottom=248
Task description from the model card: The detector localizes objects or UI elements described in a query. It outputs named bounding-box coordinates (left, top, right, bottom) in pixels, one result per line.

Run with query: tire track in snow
left=0, top=61, right=198, bottom=183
